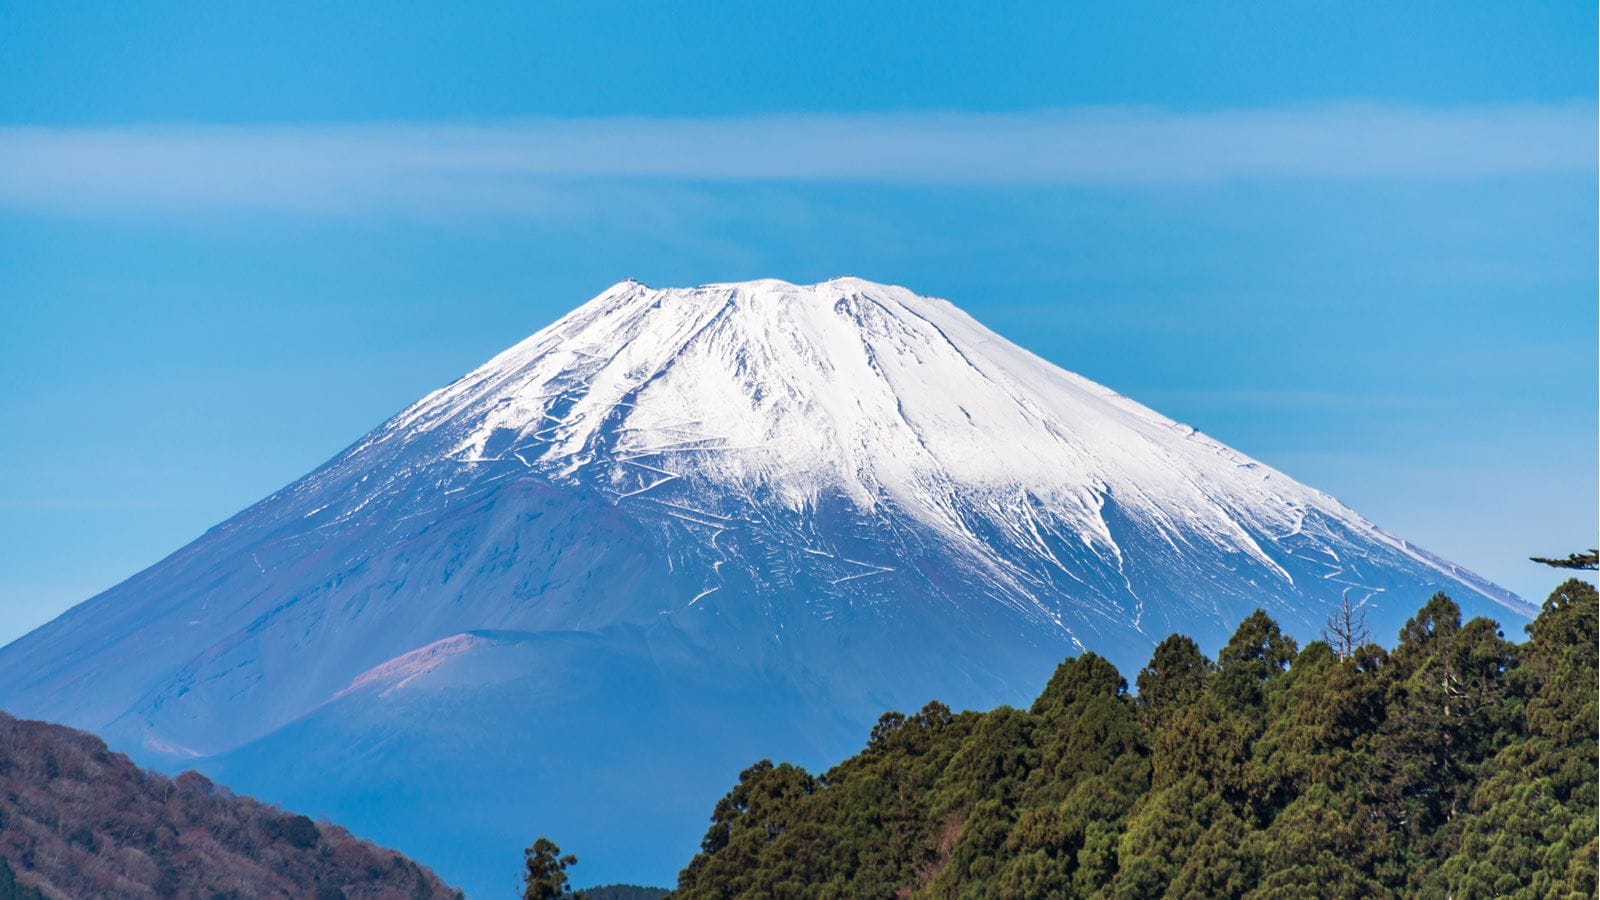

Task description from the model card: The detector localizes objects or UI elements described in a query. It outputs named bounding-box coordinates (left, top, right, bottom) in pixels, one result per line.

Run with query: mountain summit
left=0, top=278, right=1526, bottom=893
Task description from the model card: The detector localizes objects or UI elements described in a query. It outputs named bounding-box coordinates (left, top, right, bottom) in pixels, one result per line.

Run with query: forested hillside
left=0, top=713, right=459, bottom=899
left=675, top=580, right=1598, bottom=898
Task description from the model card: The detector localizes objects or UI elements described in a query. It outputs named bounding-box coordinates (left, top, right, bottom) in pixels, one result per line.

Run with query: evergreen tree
left=868, top=711, right=907, bottom=750
left=522, top=837, right=577, bottom=900
left=1374, top=595, right=1517, bottom=858
left=1213, top=610, right=1298, bottom=712
left=1429, top=580, right=1598, bottom=898
left=1528, top=550, right=1598, bottom=570
left=1135, top=634, right=1214, bottom=729
left=671, top=586, right=1597, bottom=899
left=0, top=859, right=45, bottom=900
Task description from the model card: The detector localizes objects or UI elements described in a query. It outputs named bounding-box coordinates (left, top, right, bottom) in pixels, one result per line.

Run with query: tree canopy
left=674, top=581, right=1598, bottom=898
left=524, top=837, right=578, bottom=900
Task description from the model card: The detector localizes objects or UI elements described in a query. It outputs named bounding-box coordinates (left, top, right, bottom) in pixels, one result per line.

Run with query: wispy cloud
left=0, top=102, right=1590, bottom=217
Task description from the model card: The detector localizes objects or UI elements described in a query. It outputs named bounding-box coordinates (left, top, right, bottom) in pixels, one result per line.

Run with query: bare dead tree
left=1323, top=589, right=1371, bottom=659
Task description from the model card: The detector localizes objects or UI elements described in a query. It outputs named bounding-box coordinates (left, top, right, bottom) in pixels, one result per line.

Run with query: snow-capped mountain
left=0, top=278, right=1527, bottom=894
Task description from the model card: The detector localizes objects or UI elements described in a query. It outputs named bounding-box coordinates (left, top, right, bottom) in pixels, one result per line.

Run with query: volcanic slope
left=0, top=278, right=1527, bottom=893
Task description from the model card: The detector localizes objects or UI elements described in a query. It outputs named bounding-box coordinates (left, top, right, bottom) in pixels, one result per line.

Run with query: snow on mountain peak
left=392, top=275, right=1177, bottom=499
left=344, top=277, right=1522, bottom=624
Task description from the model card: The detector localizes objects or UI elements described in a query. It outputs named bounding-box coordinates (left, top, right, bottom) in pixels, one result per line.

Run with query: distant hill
left=0, top=712, right=458, bottom=899
left=675, top=581, right=1598, bottom=898
left=576, top=885, right=669, bottom=900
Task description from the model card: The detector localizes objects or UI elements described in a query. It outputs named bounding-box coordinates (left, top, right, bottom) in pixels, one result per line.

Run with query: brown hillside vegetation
left=0, top=712, right=459, bottom=899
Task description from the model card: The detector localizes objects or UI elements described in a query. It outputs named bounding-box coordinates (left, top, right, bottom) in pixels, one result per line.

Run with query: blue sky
left=0, top=1, right=1595, bottom=645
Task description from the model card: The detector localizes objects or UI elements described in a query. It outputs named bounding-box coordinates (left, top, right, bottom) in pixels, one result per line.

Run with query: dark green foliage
left=575, top=885, right=669, bottom=900
left=675, top=584, right=1598, bottom=898
left=269, top=813, right=320, bottom=849
left=523, top=837, right=578, bottom=900
left=0, top=858, right=44, bottom=900
left=1212, top=609, right=1298, bottom=712
left=1426, top=579, right=1599, bottom=898
left=1135, top=634, right=1213, bottom=729
left=1529, top=550, right=1598, bottom=570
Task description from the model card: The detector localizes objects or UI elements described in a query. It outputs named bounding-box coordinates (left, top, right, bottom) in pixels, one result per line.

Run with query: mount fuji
left=0, top=277, right=1527, bottom=894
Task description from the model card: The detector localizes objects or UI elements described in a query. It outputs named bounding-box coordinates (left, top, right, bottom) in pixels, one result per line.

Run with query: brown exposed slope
left=0, top=712, right=458, bottom=899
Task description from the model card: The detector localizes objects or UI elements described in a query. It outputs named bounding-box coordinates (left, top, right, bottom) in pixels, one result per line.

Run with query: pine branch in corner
left=1529, top=549, right=1599, bottom=570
